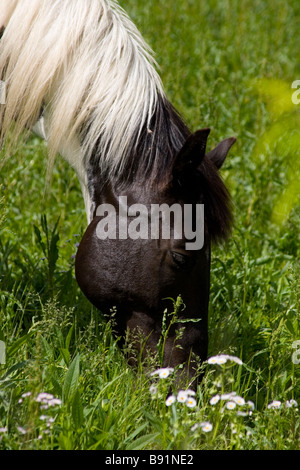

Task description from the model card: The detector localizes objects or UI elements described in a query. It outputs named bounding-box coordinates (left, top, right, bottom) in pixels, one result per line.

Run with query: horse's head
left=75, top=128, right=235, bottom=384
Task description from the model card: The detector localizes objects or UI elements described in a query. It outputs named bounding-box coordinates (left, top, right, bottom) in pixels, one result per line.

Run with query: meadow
left=0, top=0, right=299, bottom=450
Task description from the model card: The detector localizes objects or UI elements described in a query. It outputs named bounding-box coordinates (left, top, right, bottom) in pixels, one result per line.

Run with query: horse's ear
left=206, top=137, right=236, bottom=169
left=173, top=128, right=210, bottom=178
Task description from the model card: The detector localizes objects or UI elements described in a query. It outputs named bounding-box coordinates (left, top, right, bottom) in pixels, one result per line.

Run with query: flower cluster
left=166, top=389, right=197, bottom=409
left=19, top=391, right=62, bottom=409
left=148, top=355, right=298, bottom=445
left=164, top=389, right=213, bottom=434
left=191, top=422, right=213, bottom=433
left=35, top=392, right=62, bottom=409
left=268, top=399, right=298, bottom=409
left=16, top=391, right=62, bottom=439
left=208, top=355, right=243, bottom=366
left=150, top=367, right=174, bottom=379
left=37, top=415, right=56, bottom=439
left=209, top=391, right=254, bottom=415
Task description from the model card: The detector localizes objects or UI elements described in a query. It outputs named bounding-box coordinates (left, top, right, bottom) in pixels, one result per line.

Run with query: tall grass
left=0, top=0, right=299, bottom=450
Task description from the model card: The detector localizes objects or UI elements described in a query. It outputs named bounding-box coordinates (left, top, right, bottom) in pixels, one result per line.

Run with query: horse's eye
left=171, top=251, right=193, bottom=269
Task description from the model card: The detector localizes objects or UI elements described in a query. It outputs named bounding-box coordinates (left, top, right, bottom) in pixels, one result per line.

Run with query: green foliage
left=0, top=0, right=299, bottom=450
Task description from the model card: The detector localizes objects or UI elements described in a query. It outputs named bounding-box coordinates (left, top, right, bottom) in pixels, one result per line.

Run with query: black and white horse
left=0, top=0, right=235, bottom=387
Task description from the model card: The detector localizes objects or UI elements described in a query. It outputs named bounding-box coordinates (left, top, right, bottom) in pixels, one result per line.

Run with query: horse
left=0, top=0, right=235, bottom=388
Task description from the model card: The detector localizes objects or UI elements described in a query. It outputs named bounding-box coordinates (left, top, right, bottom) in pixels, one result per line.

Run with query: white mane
left=0, top=0, right=164, bottom=183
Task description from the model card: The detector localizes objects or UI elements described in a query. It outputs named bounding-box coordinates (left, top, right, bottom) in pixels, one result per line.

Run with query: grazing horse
left=0, top=0, right=235, bottom=387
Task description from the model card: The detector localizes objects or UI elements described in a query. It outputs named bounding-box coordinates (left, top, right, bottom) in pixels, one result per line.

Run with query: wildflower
left=285, top=399, right=298, bottom=408
left=36, top=393, right=54, bottom=403
left=0, top=427, right=7, bottom=442
left=233, top=396, right=245, bottom=406
left=208, top=355, right=227, bottom=365
left=207, top=354, right=243, bottom=366
left=177, top=390, right=188, bottom=403
left=226, top=355, right=243, bottom=365
left=267, top=400, right=281, bottom=409
left=186, top=397, right=197, bottom=408
left=48, top=398, right=62, bottom=407
left=185, top=389, right=196, bottom=397
left=46, top=417, right=55, bottom=428
left=246, top=400, right=255, bottom=410
left=231, top=423, right=237, bottom=434
left=209, top=394, right=220, bottom=405
left=39, top=415, right=49, bottom=421
left=221, top=392, right=236, bottom=401
left=149, top=385, right=157, bottom=395
left=192, top=421, right=213, bottom=433
left=226, top=401, right=237, bottom=410
left=165, top=395, right=176, bottom=407
left=17, top=426, right=27, bottom=435
left=34, top=393, right=61, bottom=409
left=150, top=367, right=174, bottom=379
left=201, top=422, right=213, bottom=432
left=22, top=392, right=32, bottom=398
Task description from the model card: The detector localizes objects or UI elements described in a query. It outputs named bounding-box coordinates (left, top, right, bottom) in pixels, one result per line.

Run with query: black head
left=75, top=128, right=235, bottom=384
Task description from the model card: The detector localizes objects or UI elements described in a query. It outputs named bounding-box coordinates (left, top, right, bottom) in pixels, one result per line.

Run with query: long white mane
left=0, top=0, right=164, bottom=184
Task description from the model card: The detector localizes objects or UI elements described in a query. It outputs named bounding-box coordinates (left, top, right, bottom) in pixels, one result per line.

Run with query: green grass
left=0, top=0, right=299, bottom=450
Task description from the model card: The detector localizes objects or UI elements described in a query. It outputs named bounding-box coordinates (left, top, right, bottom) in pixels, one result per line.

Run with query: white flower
left=247, top=400, right=255, bottom=410
left=185, top=389, right=196, bottom=397
left=207, top=354, right=243, bottom=366
left=191, top=423, right=199, bottom=432
left=165, top=395, right=176, bottom=407
left=150, top=367, right=174, bottom=379
left=226, top=401, right=237, bottom=410
left=177, top=389, right=197, bottom=405
left=267, top=400, right=281, bottom=409
left=209, top=394, right=220, bottom=405
left=17, top=426, right=27, bottom=435
left=208, top=355, right=227, bottom=365
left=149, top=385, right=157, bottom=395
left=36, top=393, right=54, bottom=403
left=221, top=392, right=236, bottom=401
left=21, top=392, right=32, bottom=398
left=48, top=398, right=62, bottom=407
left=39, top=415, right=49, bottom=421
left=201, top=422, right=213, bottom=432
left=231, top=423, right=237, bottom=434
left=233, top=396, right=245, bottom=406
left=226, top=355, right=243, bottom=365
left=177, top=390, right=188, bottom=403
left=0, top=427, right=8, bottom=433
left=285, top=399, right=298, bottom=408
left=186, top=397, right=197, bottom=408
